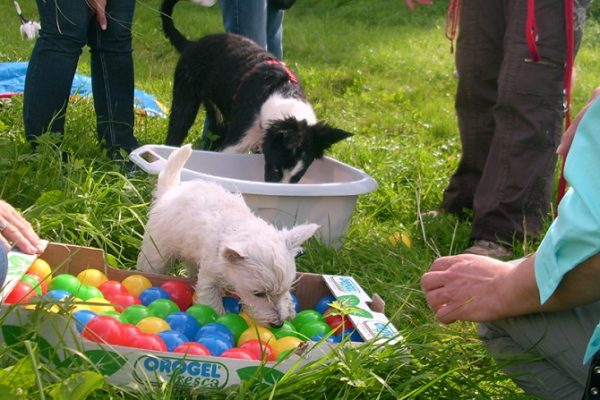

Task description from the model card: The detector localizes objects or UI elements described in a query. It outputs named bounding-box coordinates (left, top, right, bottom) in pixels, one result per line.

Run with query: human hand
left=557, top=87, right=600, bottom=158
left=421, top=254, right=515, bottom=324
left=0, top=200, right=43, bottom=255
left=88, top=0, right=107, bottom=30
left=405, top=0, right=433, bottom=10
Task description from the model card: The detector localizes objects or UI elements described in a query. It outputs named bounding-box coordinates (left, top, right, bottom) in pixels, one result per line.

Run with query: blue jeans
left=0, top=244, right=7, bottom=290
left=218, top=0, right=284, bottom=59
left=23, top=0, right=139, bottom=157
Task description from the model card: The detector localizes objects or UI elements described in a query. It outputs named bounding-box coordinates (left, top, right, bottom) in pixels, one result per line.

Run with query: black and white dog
left=161, top=0, right=352, bottom=183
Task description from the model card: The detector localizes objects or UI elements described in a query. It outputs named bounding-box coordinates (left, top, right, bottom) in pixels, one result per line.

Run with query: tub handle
left=128, top=146, right=167, bottom=174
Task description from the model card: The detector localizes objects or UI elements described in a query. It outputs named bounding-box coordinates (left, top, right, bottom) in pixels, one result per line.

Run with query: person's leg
left=266, top=3, right=284, bottom=59
left=218, top=0, right=267, bottom=47
left=0, top=244, right=7, bottom=291
left=87, top=0, right=139, bottom=158
left=470, top=0, right=590, bottom=244
left=440, top=0, right=504, bottom=216
left=23, top=0, right=88, bottom=142
left=478, top=300, right=600, bottom=399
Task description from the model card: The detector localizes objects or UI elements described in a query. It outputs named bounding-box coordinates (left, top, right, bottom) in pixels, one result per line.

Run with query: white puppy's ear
left=284, top=223, right=320, bottom=252
left=222, top=245, right=247, bottom=263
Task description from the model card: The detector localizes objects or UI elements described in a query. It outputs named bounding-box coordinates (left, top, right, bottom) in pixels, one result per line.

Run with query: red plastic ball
left=108, top=293, right=141, bottom=313
left=239, top=339, right=275, bottom=361
left=5, top=281, right=36, bottom=304
left=220, top=347, right=257, bottom=360
left=324, top=309, right=354, bottom=335
left=160, top=280, right=193, bottom=311
left=128, top=333, right=167, bottom=352
left=82, top=316, right=124, bottom=345
left=24, top=273, right=48, bottom=295
left=120, top=323, right=143, bottom=345
left=173, top=342, right=211, bottom=356
left=99, top=280, right=128, bottom=299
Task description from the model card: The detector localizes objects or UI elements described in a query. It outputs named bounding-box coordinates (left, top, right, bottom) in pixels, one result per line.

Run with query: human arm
left=557, top=87, right=600, bottom=158
left=88, top=0, right=107, bottom=31
left=405, top=0, right=433, bottom=10
left=422, top=251, right=600, bottom=324
left=0, top=199, right=43, bottom=255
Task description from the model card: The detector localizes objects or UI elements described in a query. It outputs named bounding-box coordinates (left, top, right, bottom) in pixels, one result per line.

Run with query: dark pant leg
left=23, top=0, right=88, bottom=141
left=441, top=0, right=505, bottom=215
left=471, top=0, right=590, bottom=244
left=88, top=0, right=139, bottom=157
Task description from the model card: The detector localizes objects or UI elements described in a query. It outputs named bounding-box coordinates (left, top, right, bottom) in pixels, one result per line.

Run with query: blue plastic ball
left=222, top=296, right=241, bottom=314
left=166, top=312, right=200, bottom=339
left=336, top=328, right=363, bottom=342
left=290, top=293, right=301, bottom=313
left=158, top=330, right=189, bottom=352
left=195, top=322, right=235, bottom=347
left=314, top=295, right=336, bottom=314
left=72, top=310, right=97, bottom=333
left=311, top=334, right=340, bottom=343
left=196, top=336, right=231, bottom=356
left=44, top=289, right=71, bottom=302
left=139, top=287, right=171, bottom=306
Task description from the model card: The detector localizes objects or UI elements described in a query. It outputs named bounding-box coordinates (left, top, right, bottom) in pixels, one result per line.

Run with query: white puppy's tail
left=154, top=144, right=193, bottom=199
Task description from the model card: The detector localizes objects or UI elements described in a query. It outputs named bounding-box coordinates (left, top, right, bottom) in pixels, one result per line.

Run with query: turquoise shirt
left=534, top=98, right=600, bottom=364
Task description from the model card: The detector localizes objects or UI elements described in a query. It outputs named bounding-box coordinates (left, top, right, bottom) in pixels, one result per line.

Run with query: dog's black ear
left=311, top=123, right=353, bottom=158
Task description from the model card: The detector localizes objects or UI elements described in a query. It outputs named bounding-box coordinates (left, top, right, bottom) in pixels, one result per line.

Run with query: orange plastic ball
left=27, top=258, right=53, bottom=283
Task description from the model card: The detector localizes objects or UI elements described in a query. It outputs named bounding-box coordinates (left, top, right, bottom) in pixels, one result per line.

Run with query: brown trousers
left=441, top=0, right=591, bottom=244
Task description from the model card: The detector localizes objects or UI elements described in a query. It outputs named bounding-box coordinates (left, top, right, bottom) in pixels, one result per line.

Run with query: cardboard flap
left=322, top=275, right=400, bottom=344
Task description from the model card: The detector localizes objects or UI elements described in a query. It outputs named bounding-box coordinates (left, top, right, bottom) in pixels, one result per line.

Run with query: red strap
left=233, top=60, right=298, bottom=101
left=526, top=0, right=541, bottom=62
left=555, top=0, right=575, bottom=213
left=445, top=0, right=461, bottom=53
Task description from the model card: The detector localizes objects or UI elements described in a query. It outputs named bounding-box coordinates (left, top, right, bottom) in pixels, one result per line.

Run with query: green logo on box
left=133, top=355, right=229, bottom=388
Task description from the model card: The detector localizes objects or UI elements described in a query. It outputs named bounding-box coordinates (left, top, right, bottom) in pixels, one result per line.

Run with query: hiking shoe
left=463, top=240, right=512, bottom=261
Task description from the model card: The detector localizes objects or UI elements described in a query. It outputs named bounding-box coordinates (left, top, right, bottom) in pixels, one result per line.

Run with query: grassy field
left=1, top=0, right=600, bottom=398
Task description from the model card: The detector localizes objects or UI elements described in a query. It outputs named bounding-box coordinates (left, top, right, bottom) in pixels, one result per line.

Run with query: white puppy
left=137, top=144, right=319, bottom=327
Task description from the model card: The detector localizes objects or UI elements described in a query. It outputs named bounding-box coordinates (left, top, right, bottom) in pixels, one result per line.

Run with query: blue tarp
left=0, top=61, right=167, bottom=118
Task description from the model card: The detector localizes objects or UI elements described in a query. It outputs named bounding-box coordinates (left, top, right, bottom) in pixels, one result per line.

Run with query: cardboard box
left=0, top=243, right=399, bottom=390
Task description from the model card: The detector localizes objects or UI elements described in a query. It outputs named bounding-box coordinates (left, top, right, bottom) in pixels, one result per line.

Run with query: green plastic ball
left=271, top=320, right=298, bottom=339
left=292, top=310, right=324, bottom=330
left=186, top=304, right=218, bottom=326
left=299, top=320, right=332, bottom=339
left=48, top=274, right=81, bottom=295
left=121, top=305, right=152, bottom=325
left=216, top=313, right=249, bottom=340
left=148, top=298, right=180, bottom=319
left=76, top=284, right=104, bottom=301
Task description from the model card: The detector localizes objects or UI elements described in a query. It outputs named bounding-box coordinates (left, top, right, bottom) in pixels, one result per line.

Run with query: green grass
left=1, top=0, right=600, bottom=398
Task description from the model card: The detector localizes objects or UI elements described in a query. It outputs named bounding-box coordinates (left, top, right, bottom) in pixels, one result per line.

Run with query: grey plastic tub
left=129, top=145, right=378, bottom=247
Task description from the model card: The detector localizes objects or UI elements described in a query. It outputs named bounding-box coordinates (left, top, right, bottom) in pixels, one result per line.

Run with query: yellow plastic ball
left=121, top=274, right=153, bottom=297
left=70, top=297, right=94, bottom=313
left=76, top=269, right=108, bottom=288
left=238, top=325, right=275, bottom=346
left=136, top=316, right=171, bottom=335
left=85, top=297, right=115, bottom=314
left=271, top=336, right=304, bottom=358
left=239, top=311, right=257, bottom=327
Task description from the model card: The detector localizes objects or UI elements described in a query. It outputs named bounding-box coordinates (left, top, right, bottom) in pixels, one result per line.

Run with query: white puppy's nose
left=269, top=320, right=284, bottom=328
